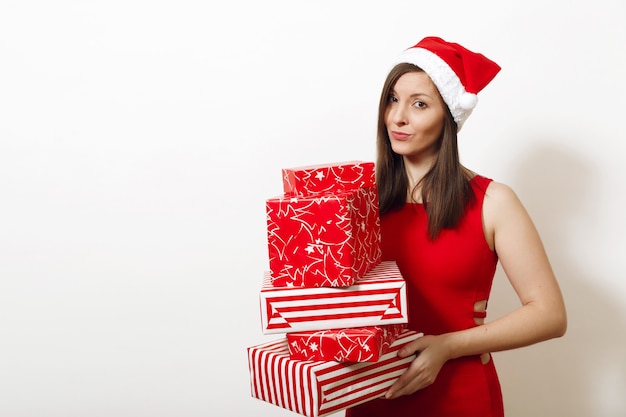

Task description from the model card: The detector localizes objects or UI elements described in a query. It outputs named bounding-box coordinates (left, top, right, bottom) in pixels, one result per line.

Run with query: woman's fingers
left=385, top=358, right=433, bottom=399
left=397, top=334, right=427, bottom=358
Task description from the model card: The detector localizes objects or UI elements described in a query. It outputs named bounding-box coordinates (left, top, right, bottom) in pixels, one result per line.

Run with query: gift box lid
left=259, top=261, right=408, bottom=334
left=282, top=160, right=375, bottom=196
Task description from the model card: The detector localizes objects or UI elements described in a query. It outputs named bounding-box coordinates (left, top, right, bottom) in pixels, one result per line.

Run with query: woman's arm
left=385, top=181, right=567, bottom=399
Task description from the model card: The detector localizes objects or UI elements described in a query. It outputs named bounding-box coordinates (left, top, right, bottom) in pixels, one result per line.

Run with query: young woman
left=345, top=37, right=567, bottom=417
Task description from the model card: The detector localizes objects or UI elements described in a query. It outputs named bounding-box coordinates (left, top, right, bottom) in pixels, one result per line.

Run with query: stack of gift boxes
left=247, top=161, right=423, bottom=417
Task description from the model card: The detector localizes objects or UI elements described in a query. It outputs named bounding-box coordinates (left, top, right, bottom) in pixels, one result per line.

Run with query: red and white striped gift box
left=247, top=329, right=423, bottom=417
left=259, top=261, right=408, bottom=334
left=282, top=160, right=376, bottom=197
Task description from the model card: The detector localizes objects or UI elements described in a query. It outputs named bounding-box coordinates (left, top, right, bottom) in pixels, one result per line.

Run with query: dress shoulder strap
left=470, top=175, right=493, bottom=203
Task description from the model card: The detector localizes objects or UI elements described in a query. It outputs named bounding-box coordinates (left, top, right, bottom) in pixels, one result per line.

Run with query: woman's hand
left=384, top=334, right=451, bottom=399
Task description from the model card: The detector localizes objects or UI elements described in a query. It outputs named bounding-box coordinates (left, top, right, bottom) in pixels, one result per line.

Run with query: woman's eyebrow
left=391, top=89, right=434, bottom=100
left=409, top=92, right=434, bottom=99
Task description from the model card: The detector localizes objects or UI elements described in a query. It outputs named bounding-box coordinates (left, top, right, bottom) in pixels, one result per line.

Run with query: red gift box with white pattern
left=282, top=160, right=376, bottom=197
left=259, top=261, right=407, bottom=334
left=287, top=324, right=406, bottom=362
left=247, top=329, right=423, bottom=417
left=266, top=186, right=382, bottom=288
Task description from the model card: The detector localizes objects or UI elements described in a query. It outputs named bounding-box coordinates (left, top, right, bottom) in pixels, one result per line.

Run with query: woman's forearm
left=444, top=301, right=567, bottom=360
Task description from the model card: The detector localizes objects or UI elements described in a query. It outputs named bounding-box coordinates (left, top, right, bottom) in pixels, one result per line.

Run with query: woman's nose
left=389, top=105, right=407, bottom=126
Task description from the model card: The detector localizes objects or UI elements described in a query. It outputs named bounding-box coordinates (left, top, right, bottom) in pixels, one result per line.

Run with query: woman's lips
left=390, top=131, right=411, bottom=141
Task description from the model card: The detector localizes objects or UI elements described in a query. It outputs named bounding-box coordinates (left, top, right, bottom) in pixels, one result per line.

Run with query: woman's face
left=384, top=71, right=446, bottom=162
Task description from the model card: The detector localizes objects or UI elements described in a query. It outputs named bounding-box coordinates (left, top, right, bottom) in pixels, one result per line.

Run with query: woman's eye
left=388, top=95, right=398, bottom=103
left=414, top=101, right=426, bottom=108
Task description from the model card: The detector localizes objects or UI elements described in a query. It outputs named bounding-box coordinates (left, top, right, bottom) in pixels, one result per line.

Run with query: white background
left=1, top=1, right=625, bottom=416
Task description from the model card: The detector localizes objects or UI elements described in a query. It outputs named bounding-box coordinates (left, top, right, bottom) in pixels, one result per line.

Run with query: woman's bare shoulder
left=481, top=179, right=531, bottom=244
left=484, top=180, right=520, bottom=206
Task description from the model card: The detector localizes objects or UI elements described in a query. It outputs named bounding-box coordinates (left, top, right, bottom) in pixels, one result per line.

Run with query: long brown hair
left=376, top=63, right=474, bottom=239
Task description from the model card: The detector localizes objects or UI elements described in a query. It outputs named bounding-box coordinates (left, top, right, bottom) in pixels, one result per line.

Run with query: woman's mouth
left=390, top=131, right=411, bottom=141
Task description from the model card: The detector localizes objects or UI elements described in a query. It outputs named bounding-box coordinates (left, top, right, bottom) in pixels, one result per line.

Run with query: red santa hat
left=390, top=36, right=501, bottom=130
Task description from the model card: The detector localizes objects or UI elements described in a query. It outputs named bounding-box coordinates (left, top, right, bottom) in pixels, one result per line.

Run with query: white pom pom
left=459, top=93, right=478, bottom=109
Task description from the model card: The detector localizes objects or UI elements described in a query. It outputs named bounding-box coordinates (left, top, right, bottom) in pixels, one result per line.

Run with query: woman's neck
left=403, top=156, right=433, bottom=190
left=402, top=156, right=473, bottom=203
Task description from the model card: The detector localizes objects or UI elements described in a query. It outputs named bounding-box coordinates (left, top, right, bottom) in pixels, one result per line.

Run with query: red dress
left=346, top=175, right=504, bottom=417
